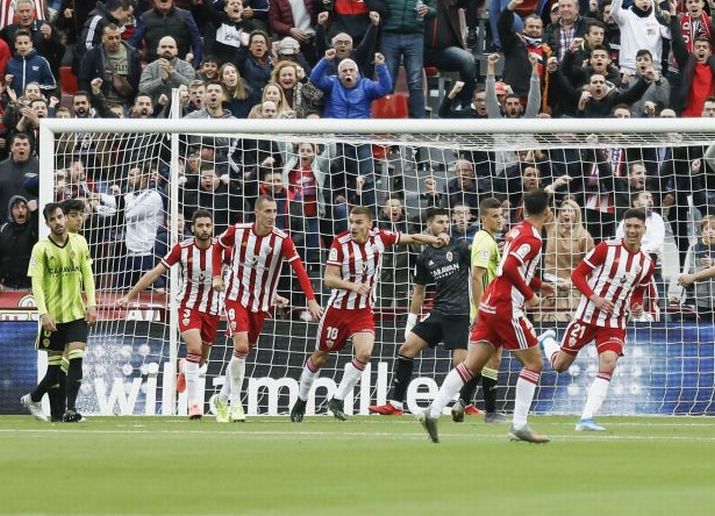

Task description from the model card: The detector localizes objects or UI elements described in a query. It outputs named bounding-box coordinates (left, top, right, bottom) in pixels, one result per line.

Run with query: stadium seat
left=59, top=66, right=79, bottom=95
left=372, top=94, right=409, bottom=119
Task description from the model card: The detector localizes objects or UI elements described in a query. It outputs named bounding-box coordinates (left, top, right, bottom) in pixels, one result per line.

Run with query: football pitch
left=1, top=416, right=714, bottom=516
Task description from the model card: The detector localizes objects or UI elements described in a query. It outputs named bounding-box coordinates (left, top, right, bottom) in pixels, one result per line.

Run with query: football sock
left=185, top=353, right=201, bottom=408
left=389, top=354, right=414, bottom=408
left=228, top=351, right=247, bottom=406
left=513, top=368, right=540, bottom=429
left=219, top=368, right=231, bottom=403
left=43, top=355, right=63, bottom=414
left=541, top=332, right=561, bottom=369
left=59, top=357, right=68, bottom=414
left=66, top=349, right=85, bottom=412
left=457, top=371, right=481, bottom=405
left=481, top=367, right=499, bottom=413
left=581, top=372, right=612, bottom=420
left=335, top=357, right=366, bottom=401
left=298, top=357, right=320, bottom=401
left=429, top=363, right=473, bottom=419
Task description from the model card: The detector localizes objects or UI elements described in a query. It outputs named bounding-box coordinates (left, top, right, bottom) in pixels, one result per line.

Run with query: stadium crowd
left=1, top=0, right=715, bottom=318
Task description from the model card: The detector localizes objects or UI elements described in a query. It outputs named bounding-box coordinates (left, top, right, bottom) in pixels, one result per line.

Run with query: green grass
left=1, top=415, right=714, bottom=515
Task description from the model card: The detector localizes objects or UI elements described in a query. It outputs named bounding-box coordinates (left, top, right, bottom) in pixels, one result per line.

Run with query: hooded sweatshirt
left=0, top=195, right=37, bottom=288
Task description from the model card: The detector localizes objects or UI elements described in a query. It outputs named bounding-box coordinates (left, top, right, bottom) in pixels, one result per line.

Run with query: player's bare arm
left=116, top=263, right=169, bottom=308
left=406, top=284, right=426, bottom=337
left=399, top=232, right=449, bottom=247
left=679, top=265, right=715, bottom=287
left=324, top=264, right=370, bottom=296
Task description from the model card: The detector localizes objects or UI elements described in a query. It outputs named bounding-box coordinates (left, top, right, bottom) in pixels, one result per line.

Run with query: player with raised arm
left=452, top=197, right=507, bottom=423
left=290, top=206, right=448, bottom=423
left=541, top=208, right=656, bottom=432
left=21, top=203, right=97, bottom=423
left=212, top=196, right=323, bottom=423
left=417, top=189, right=554, bottom=443
left=367, top=207, right=468, bottom=416
left=117, top=210, right=225, bottom=420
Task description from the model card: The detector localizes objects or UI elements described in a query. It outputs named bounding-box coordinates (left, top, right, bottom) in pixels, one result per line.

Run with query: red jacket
left=269, top=0, right=317, bottom=38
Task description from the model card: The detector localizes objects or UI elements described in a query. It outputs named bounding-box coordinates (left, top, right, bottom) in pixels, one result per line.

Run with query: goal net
left=38, top=117, right=715, bottom=417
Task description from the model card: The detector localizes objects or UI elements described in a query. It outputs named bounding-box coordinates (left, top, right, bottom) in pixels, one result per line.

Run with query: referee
left=21, top=203, right=97, bottom=422
left=369, top=207, right=473, bottom=416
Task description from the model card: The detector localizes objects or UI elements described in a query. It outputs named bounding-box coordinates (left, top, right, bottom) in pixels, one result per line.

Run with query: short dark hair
left=43, top=202, right=64, bottom=221
left=523, top=189, right=550, bottom=216
left=201, top=55, right=219, bottom=65
left=425, top=207, right=449, bottom=221
left=479, top=197, right=502, bottom=215
left=636, top=49, right=653, bottom=60
left=255, top=195, right=276, bottom=210
left=694, top=36, right=711, bottom=46
left=585, top=20, right=605, bottom=33
left=249, top=30, right=271, bottom=47
left=350, top=205, right=373, bottom=220
left=107, top=0, right=131, bottom=12
left=623, top=208, right=646, bottom=223
left=10, top=132, right=30, bottom=145
left=61, top=198, right=86, bottom=214
left=73, top=91, right=91, bottom=102
left=103, top=23, right=120, bottom=34
left=14, top=29, right=31, bottom=40
left=589, top=45, right=609, bottom=55
left=192, top=209, right=213, bottom=224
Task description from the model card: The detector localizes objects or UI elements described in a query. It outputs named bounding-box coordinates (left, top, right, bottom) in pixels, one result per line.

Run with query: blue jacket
left=6, top=49, right=56, bottom=94
left=310, top=58, right=392, bottom=119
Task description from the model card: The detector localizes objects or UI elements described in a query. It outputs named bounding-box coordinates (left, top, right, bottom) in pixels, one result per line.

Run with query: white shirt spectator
left=611, top=0, right=671, bottom=74
left=616, top=210, right=665, bottom=259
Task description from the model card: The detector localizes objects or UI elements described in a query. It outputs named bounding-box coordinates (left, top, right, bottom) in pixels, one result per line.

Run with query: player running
left=212, top=196, right=323, bottom=422
left=417, top=189, right=554, bottom=443
left=290, top=206, right=448, bottom=422
left=541, top=208, right=656, bottom=432
left=22, top=203, right=97, bottom=422
left=117, top=209, right=225, bottom=420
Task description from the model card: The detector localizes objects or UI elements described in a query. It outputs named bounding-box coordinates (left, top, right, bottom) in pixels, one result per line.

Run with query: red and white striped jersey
left=574, top=240, right=656, bottom=328
left=218, top=223, right=299, bottom=313
left=161, top=238, right=224, bottom=316
left=326, top=229, right=400, bottom=310
left=481, top=220, right=543, bottom=317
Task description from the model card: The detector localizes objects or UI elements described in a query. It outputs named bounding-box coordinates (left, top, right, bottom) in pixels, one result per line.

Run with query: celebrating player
left=541, top=208, right=656, bottom=432
left=417, top=189, right=554, bottom=443
left=212, top=196, right=323, bottom=423
left=290, top=206, right=448, bottom=422
left=368, top=207, right=472, bottom=417
left=117, top=210, right=225, bottom=420
left=452, top=197, right=507, bottom=423
left=22, top=203, right=97, bottom=423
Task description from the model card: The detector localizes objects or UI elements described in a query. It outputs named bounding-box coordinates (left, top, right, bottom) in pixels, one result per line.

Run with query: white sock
left=581, top=373, right=611, bottom=420
left=184, top=360, right=200, bottom=408
left=219, top=369, right=231, bottom=403
left=389, top=400, right=404, bottom=409
left=298, top=358, right=320, bottom=401
left=541, top=333, right=561, bottom=369
left=428, top=363, right=472, bottom=419
left=335, top=358, right=366, bottom=401
left=228, top=355, right=247, bottom=406
left=513, top=368, right=540, bottom=429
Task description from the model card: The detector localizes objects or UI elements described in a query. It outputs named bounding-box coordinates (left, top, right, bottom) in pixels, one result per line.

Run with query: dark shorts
left=35, top=319, right=89, bottom=352
left=412, top=311, right=469, bottom=351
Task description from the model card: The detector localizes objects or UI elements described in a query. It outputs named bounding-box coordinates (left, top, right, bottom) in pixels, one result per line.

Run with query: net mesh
left=45, top=123, right=715, bottom=416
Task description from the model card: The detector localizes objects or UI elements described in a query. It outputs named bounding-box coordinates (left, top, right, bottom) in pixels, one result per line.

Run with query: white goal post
left=38, top=117, right=715, bottom=417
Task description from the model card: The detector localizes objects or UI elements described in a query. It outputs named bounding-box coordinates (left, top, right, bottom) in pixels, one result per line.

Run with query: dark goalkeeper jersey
left=414, top=238, right=471, bottom=316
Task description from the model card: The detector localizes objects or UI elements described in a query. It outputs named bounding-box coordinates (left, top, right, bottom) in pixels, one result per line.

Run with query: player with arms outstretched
left=541, top=208, right=656, bottom=431
left=117, top=209, right=225, bottom=420
left=417, top=189, right=554, bottom=443
left=290, top=206, right=448, bottom=422
left=212, top=196, right=323, bottom=422
left=22, top=203, right=97, bottom=422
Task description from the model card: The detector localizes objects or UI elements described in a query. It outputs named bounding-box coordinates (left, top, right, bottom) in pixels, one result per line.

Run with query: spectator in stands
left=601, top=0, right=621, bottom=64
left=685, top=215, right=715, bottom=321
left=0, top=194, right=36, bottom=289
left=79, top=24, right=141, bottom=107
left=12, top=97, right=52, bottom=150
left=620, top=49, right=671, bottom=117
left=271, top=60, right=309, bottom=115
left=423, top=159, right=481, bottom=213
left=0, top=0, right=63, bottom=78
left=676, top=0, right=713, bottom=54
left=240, top=0, right=270, bottom=33
left=499, top=0, right=552, bottom=100
left=185, top=81, right=234, bottom=120
left=237, top=30, right=273, bottom=91
left=71, top=91, right=92, bottom=118
left=218, top=62, right=256, bottom=118
left=248, top=82, right=288, bottom=117
left=180, top=79, right=206, bottom=115
left=315, top=10, right=379, bottom=76
left=268, top=0, right=318, bottom=64
left=544, top=0, right=594, bottom=62
left=610, top=0, right=670, bottom=74
left=139, top=36, right=196, bottom=104
left=200, top=0, right=255, bottom=65
left=450, top=202, right=478, bottom=241
left=562, top=44, right=622, bottom=90
left=0, top=133, right=37, bottom=220
left=424, top=0, right=477, bottom=105
left=376, top=193, right=415, bottom=305
left=325, top=0, right=373, bottom=42
left=75, top=0, right=133, bottom=73
left=576, top=71, right=651, bottom=117
left=670, top=7, right=715, bottom=117
left=381, top=0, right=435, bottom=118
left=183, top=165, right=242, bottom=234
left=197, top=55, right=220, bottom=82
left=540, top=198, right=594, bottom=321
left=131, top=0, right=203, bottom=68
left=5, top=29, right=56, bottom=95
left=439, top=82, right=488, bottom=118
left=485, top=53, right=541, bottom=119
